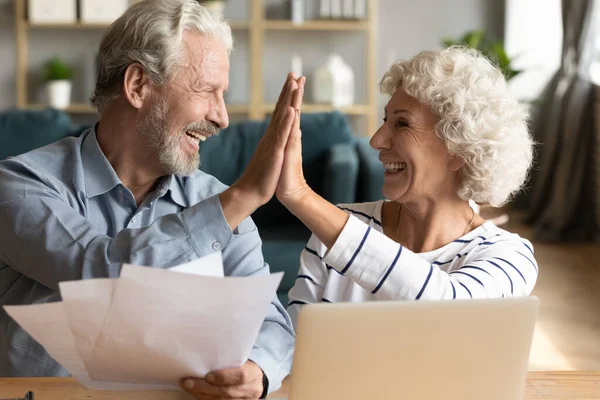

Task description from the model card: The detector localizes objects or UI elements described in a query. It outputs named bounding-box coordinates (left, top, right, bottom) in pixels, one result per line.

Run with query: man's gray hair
left=90, top=0, right=233, bottom=113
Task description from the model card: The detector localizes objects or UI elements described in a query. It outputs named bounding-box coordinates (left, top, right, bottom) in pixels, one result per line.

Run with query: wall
left=0, top=0, right=16, bottom=110
left=0, top=0, right=504, bottom=133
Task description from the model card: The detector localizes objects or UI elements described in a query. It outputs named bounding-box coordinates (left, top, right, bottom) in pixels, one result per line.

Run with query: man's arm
left=220, top=225, right=295, bottom=393
left=0, top=159, right=236, bottom=292
left=0, top=74, right=301, bottom=293
left=179, top=218, right=295, bottom=399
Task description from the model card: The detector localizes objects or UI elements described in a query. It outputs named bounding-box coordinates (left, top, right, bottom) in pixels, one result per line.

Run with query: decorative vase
left=291, top=0, right=304, bottom=24
left=312, top=54, right=355, bottom=108
left=46, top=80, right=72, bottom=110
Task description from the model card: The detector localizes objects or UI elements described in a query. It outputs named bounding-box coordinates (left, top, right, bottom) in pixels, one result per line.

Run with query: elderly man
left=0, top=0, right=302, bottom=398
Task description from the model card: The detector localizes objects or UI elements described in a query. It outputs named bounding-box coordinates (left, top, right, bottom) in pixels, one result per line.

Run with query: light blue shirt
left=0, top=128, right=295, bottom=392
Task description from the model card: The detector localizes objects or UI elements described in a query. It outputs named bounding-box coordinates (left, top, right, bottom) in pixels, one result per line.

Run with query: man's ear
left=122, top=63, right=152, bottom=109
left=449, top=155, right=465, bottom=172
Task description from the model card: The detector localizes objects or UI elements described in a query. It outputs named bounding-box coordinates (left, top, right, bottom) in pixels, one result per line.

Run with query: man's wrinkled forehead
left=178, top=31, right=229, bottom=90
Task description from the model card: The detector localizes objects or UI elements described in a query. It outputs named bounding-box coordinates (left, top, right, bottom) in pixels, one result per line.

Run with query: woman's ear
left=449, top=155, right=465, bottom=172
left=122, top=63, right=152, bottom=109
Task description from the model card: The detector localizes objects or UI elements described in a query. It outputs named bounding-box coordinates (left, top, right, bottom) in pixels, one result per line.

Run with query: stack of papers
left=4, top=252, right=282, bottom=390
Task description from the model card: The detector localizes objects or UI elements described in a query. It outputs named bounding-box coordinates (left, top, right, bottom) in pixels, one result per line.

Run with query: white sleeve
left=323, top=215, right=538, bottom=300
left=286, top=234, right=329, bottom=328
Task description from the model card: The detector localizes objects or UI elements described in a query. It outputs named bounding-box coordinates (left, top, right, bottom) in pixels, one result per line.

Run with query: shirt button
left=212, top=242, right=221, bottom=250
left=131, top=217, right=137, bottom=223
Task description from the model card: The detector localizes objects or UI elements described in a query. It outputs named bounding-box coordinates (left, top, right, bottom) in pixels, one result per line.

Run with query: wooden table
left=0, top=372, right=598, bottom=399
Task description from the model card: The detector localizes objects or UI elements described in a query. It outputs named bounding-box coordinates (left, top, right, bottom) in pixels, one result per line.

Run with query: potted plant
left=42, top=57, right=74, bottom=110
left=199, top=0, right=226, bottom=17
left=441, top=29, right=521, bottom=81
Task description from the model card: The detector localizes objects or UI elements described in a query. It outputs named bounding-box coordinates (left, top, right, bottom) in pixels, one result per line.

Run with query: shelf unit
left=15, top=0, right=378, bottom=135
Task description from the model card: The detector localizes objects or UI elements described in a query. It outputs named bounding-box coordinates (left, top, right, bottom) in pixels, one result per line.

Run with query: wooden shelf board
left=226, top=104, right=250, bottom=114
left=24, top=103, right=249, bottom=114
left=264, top=20, right=368, bottom=31
left=15, top=0, right=377, bottom=129
left=26, top=22, right=111, bottom=29
left=25, top=21, right=249, bottom=30
left=26, top=103, right=97, bottom=113
left=263, top=103, right=371, bottom=115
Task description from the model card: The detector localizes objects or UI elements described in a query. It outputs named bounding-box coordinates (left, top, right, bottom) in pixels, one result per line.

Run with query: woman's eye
left=395, top=120, right=408, bottom=128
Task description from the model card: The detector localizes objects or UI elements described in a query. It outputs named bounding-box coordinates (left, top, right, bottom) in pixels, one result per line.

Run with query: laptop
left=284, top=297, right=539, bottom=400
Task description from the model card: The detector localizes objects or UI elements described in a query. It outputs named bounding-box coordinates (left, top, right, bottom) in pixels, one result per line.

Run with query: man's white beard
left=137, top=96, right=200, bottom=176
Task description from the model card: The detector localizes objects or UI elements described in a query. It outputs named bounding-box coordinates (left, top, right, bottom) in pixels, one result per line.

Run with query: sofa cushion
left=199, top=112, right=356, bottom=228
left=199, top=111, right=355, bottom=184
left=0, top=108, right=76, bottom=160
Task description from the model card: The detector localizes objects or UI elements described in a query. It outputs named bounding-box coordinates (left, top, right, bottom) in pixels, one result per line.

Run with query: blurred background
left=0, top=0, right=599, bottom=373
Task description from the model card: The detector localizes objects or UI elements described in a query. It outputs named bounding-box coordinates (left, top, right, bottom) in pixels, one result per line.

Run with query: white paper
left=59, top=278, right=115, bottom=366
left=87, top=265, right=282, bottom=384
left=3, top=302, right=174, bottom=390
left=3, top=252, right=281, bottom=390
left=58, top=252, right=225, bottom=369
left=168, top=251, right=224, bottom=277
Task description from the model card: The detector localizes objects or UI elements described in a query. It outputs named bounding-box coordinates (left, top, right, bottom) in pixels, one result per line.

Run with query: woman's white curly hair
left=379, top=46, right=533, bottom=207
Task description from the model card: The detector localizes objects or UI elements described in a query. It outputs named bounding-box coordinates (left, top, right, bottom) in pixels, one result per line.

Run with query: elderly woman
left=278, top=47, right=538, bottom=325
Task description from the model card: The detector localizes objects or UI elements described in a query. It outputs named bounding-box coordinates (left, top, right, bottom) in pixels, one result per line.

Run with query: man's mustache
left=184, top=121, right=220, bottom=135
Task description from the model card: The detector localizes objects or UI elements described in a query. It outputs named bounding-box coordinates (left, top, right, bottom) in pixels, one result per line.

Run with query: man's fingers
left=275, top=72, right=294, bottom=108
left=273, top=73, right=295, bottom=120
left=291, top=76, right=305, bottom=113
left=180, top=378, right=262, bottom=399
left=205, top=364, right=260, bottom=386
left=275, top=106, right=296, bottom=150
left=291, top=80, right=302, bottom=112
left=271, top=79, right=297, bottom=129
left=278, top=79, right=298, bottom=116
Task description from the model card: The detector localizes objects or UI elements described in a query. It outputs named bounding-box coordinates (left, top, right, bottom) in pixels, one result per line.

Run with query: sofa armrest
left=322, top=142, right=359, bottom=205
left=356, top=137, right=384, bottom=202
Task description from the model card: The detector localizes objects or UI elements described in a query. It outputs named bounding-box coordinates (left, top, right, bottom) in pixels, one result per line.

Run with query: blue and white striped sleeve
left=287, top=234, right=329, bottom=327
left=322, top=215, right=538, bottom=300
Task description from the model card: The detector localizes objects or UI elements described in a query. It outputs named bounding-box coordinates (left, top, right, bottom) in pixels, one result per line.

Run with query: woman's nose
left=370, top=124, right=389, bottom=151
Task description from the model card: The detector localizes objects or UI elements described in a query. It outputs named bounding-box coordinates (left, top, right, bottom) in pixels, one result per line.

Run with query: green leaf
left=42, top=57, right=73, bottom=82
left=441, top=38, right=457, bottom=48
left=464, top=29, right=485, bottom=50
left=490, top=42, right=510, bottom=67
left=439, top=29, right=521, bottom=81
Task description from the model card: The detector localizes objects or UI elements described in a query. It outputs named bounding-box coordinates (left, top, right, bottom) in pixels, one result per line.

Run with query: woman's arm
left=318, top=213, right=538, bottom=300
left=286, top=234, right=330, bottom=327
left=276, top=75, right=351, bottom=250
left=276, top=80, right=538, bottom=301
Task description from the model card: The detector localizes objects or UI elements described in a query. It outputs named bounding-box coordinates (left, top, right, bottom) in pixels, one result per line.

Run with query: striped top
left=287, top=201, right=538, bottom=327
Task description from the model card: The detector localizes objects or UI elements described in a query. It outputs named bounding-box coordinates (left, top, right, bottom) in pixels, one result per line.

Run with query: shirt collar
left=82, top=126, right=190, bottom=207
left=82, top=127, right=122, bottom=199
left=164, top=175, right=189, bottom=208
